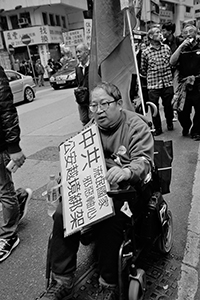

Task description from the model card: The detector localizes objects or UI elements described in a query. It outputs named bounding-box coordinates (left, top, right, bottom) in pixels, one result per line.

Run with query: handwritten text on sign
left=59, top=124, right=114, bottom=237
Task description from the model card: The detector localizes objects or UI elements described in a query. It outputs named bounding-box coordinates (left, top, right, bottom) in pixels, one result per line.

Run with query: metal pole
left=125, top=8, right=146, bottom=116
left=26, top=45, right=37, bottom=84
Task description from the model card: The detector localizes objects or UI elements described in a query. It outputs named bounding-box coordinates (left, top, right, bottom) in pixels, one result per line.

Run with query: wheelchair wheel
left=157, top=210, right=173, bottom=254
left=128, top=269, right=146, bottom=300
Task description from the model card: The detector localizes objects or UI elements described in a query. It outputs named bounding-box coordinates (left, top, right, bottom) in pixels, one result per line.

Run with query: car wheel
left=24, top=87, right=34, bottom=102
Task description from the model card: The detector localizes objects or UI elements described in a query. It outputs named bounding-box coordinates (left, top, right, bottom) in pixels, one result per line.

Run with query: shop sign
left=84, top=19, right=92, bottom=49
left=3, top=26, right=63, bottom=48
left=59, top=123, right=114, bottom=237
left=62, top=29, right=84, bottom=47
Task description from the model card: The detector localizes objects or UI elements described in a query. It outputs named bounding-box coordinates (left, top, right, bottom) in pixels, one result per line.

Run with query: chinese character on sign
left=60, top=123, right=113, bottom=237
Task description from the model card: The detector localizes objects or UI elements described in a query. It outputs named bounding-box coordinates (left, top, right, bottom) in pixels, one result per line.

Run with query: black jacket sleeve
left=0, top=66, right=21, bottom=154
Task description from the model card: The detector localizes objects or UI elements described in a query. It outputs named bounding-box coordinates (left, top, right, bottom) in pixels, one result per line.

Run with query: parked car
left=49, top=59, right=77, bottom=90
left=5, top=70, right=36, bottom=104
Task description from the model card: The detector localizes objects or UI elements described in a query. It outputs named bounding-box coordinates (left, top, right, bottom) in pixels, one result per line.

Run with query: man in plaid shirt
left=141, top=27, right=174, bottom=136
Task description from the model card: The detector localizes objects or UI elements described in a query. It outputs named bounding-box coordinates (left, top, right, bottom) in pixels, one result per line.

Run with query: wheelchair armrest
left=107, top=186, right=137, bottom=200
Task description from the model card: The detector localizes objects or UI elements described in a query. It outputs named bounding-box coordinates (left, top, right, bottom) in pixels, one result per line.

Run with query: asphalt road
left=0, top=84, right=200, bottom=300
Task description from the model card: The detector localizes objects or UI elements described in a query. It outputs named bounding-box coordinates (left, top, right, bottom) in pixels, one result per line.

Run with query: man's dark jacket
left=0, top=66, right=21, bottom=154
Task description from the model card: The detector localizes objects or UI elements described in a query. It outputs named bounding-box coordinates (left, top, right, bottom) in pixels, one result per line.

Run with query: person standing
left=35, top=59, right=45, bottom=87
left=170, top=24, right=200, bottom=141
left=0, top=65, right=32, bottom=262
left=162, top=22, right=180, bottom=54
left=74, top=43, right=90, bottom=126
left=140, top=27, right=174, bottom=136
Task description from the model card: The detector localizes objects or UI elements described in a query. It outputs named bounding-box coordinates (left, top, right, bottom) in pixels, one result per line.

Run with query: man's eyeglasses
left=89, top=100, right=116, bottom=113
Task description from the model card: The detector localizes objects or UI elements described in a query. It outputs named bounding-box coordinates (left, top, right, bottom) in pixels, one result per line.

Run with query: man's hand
left=180, top=38, right=193, bottom=50
left=10, top=151, right=26, bottom=168
left=106, top=166, right=131, bottom=185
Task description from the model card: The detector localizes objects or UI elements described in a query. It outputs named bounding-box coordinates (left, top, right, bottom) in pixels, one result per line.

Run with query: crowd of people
left=132, top=20, right=200, bottom=141
left=1, top=18, right=200, bottom=300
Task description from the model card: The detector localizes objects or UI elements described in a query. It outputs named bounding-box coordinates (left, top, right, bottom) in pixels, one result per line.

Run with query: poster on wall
left=59, top=123, right=114, bottom=237
left=84, top=19, right=92, bottom=49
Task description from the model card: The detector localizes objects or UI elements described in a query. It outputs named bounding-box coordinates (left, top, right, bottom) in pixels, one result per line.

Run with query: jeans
left=49, top=199, right=130, bottom=284
left=38, top=74, right=44, bottom=86
left=0, top=150, right=19, bottom=239
left=148, top=86, right=174, bottom=130
left=78, top=104, right=90, bottom=126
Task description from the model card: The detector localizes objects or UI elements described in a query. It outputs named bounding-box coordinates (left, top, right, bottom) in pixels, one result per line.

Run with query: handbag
left=74, top=87, right=89, bottom=105
left=153, top=140, right=173, bottom=195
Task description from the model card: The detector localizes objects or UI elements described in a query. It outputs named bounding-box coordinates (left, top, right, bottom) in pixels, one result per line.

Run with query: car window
left=6, top=71, right=21, bottom=82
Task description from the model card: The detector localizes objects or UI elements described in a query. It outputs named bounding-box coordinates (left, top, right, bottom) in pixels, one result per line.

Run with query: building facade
left=140, top=0, right=195, bottom=35
left=0, top=0, right=88, bottom=73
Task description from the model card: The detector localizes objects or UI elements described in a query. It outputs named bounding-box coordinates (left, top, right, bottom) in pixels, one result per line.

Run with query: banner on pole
left=59, top=123, right=114, bottom=237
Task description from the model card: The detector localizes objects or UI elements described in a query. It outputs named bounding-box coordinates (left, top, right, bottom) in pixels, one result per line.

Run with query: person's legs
left=0, top=150, right=19, bottom=239
left=160, top=86, right=174, bottom=129
left=177, top=95, right=192, bottom=136
left=148, top=89, right=162, bottom=134
left=38, top=75, right=42, bottom=86
left=40, top=203, right=80, bottom=299
left=0, top=150, right=20, bottom=262
left=78, top=104, right=90, bottom=126
left=189, top=87, right=200, bottom=139
left=93, top=200, right=130, bottom=300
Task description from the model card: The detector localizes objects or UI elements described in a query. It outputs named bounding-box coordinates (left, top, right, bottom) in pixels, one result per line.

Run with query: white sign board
left=3, top=26, right=63, bottom=48
left=62, top=29, right=84, bottom=47
left=59, top=123, right=114, bottom=237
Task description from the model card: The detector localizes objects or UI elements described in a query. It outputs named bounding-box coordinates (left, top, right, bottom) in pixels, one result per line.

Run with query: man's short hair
left=162, top=22, right=176, bottom=34
left=91, top=82, right=122, bottom=102
left=183, top=19, right=196, bottom=28
left=183, top=24, right=197, bottom=33
left=147, top=27, right=159, bottom=40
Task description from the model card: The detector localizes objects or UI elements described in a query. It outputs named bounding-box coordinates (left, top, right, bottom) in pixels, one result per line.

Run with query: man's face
left=182, top=26, right=196, bottom=40
left=90, top=87, right=122, bottom=128
left=150, top=28, right=162, bottom=42
left=76, top=46, right=88, bottom=63
left=162, top=29, right=171, bottom=39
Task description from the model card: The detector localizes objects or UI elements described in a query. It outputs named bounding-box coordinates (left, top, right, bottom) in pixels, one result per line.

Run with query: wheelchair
left=107, top=177, right=173, bottom=300
left=41, top=166, right=173, bottom=300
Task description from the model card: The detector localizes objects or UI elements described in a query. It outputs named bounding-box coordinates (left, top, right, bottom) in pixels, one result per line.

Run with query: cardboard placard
left=59, top=123, right=114, bottom=237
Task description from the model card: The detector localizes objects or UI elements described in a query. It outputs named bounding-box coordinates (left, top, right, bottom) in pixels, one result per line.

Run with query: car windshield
left=61, top=60, right=77, bottom=72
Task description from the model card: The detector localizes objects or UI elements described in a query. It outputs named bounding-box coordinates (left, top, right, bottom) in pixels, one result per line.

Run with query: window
left=19, top=12, right=31, bottom=25
left=6, top=71, right=21, bottom=82
left=49, top=14, right=55, bottom=26
left=42, top=12, right=48, bottom=25
left=61, top=16, right=66, bottom=28
left=55, top=15, right=60, bottom=26
left=0, top=16, right=8, bottom=30
left=10, top=15, right=19, bottom=29
left=186, top=6, right=191, bottom=13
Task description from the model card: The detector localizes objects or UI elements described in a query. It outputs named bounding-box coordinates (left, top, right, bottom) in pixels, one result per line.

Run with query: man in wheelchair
left=40, top=82, right=154, bottom=300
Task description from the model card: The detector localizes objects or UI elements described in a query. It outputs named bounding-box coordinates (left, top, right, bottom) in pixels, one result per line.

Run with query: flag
left=89, top=0, right=137, bottom=111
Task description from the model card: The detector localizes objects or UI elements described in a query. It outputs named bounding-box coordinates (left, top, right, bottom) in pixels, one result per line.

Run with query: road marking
left=176, top=143, right=200, bottom=300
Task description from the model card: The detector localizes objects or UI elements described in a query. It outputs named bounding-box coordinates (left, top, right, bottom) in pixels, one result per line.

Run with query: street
left=0, top=84, right=200, bottom=300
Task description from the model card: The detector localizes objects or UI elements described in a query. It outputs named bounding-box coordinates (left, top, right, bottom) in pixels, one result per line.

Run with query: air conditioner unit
left=18, top=18, right=28, bottom=26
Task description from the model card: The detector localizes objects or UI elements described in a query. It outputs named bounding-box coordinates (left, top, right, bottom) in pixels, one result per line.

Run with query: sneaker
left=17, top=188, right=32, bottom=221
left=94, top=284, right=117, bottom=300
left=39, top=275, right=74, bottom=300
left=0, top=236, right=20, bottom=262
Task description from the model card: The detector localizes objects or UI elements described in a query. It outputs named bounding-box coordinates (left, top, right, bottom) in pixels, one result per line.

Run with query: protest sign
left=59, top=123, right=114, bottom=237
